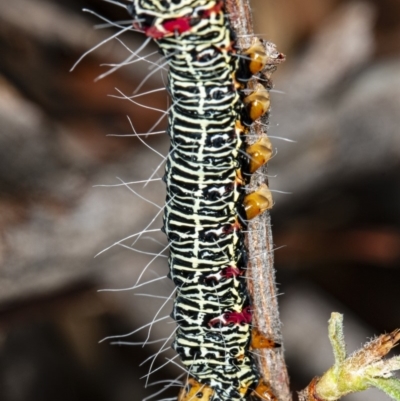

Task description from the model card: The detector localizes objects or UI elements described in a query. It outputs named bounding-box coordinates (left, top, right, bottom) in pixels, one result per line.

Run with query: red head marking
left=138, top=2, right=225, bottom=39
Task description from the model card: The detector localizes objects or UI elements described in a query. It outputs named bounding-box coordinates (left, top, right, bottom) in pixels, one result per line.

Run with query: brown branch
left=226, top=1, right=292, bottom=400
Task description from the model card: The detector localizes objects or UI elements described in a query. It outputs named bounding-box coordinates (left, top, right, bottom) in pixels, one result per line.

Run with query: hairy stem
left=226, top=1, right=292, bottom=400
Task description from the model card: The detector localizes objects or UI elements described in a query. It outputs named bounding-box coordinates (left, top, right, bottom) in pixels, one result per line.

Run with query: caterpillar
left=109, top=1, right=284, bottom=400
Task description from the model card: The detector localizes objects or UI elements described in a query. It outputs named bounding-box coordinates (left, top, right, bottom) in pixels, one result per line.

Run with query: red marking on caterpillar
left=209, top=306, right=253, bottom=327
left=222, top=266, right=242, bottom=278
left=205, top=266, right=242, bottom=282
left=135, top=2, right=224, bottom=39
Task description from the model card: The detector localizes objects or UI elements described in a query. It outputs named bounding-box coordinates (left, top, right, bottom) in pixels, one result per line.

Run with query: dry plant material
left=299, top=313, right=400, bottom=401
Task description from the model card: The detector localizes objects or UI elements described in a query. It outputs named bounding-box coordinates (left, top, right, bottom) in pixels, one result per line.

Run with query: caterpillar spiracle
left=103, top=1, right=284, bottom=400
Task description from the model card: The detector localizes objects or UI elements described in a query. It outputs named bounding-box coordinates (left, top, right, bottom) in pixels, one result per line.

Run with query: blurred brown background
left=0, top=0, right=399, bottom=400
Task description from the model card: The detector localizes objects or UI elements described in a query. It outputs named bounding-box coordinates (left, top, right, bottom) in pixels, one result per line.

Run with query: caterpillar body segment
left=237, top=38, right=286, bottom=83
left=178, top=377, right=215, bottom=401
left=250, top=328, right=281, bottom=350
left=246, top=137, right=273, bottom=174
left=243, top=184, right=274, bottom=220
left=243, top=84, right=271, bottom=123
left=253, top=380, right=279, bottom=401
left=127, top=1, right=282, bottom=400
left=178, top=378, right=277, bottom=401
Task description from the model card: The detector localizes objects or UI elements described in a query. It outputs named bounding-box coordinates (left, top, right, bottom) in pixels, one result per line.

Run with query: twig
left=225, top=1, right=292, bottom=400
left=299, top=313, right=400, bottom=401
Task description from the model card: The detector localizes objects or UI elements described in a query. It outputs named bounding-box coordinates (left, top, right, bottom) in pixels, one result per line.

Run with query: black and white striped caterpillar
left=125, top=1, right=284, bottom=400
